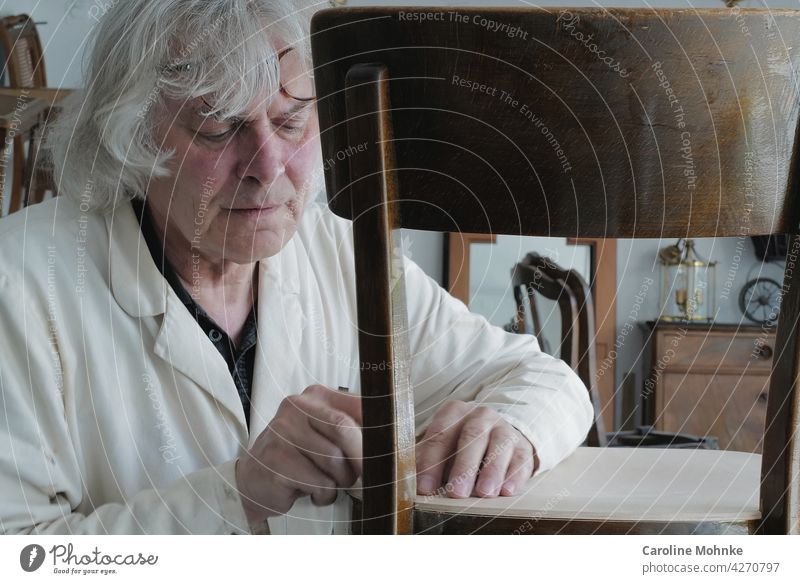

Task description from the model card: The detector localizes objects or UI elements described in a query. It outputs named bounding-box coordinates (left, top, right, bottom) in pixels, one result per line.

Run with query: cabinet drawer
left=658, top=372, right=768, bottom=453
left=653, top=329, right=775, bottom=373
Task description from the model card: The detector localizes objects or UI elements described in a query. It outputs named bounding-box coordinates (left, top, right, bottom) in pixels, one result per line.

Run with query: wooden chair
left=508, top=257, right=579, bottom=367
left=0, top=14, right=55, bottom=212
left=511, top=253, right=608, bottom=447
left=311, top=7, right=800, bottom=534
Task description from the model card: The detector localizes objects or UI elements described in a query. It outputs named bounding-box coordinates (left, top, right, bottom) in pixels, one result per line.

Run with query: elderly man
left=0, top=0, right=592, bottom=534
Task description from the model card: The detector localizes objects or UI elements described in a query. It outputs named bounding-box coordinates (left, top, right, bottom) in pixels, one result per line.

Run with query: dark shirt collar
left=130, top=197, right=257, bottom=333
left=131, top=197, right=206, bottom=311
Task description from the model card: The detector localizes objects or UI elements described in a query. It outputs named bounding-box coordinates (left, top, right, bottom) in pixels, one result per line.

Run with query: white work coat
left=0, top=196, right=593, bottom=534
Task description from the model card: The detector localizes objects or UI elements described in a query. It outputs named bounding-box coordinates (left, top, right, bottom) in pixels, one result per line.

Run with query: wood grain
left=313, top=8, right=800, bottom=238
left=344, top=64, right=416, bottom=534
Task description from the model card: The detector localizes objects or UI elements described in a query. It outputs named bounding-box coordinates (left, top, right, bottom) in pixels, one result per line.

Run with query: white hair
left=47, top=0, right=318, bottom=212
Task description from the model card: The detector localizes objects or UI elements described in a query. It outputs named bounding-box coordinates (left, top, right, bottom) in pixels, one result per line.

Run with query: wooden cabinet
left=643, top=322, right=774, bottom=453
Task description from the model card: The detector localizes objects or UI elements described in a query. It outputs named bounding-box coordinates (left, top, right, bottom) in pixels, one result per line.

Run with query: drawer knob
left=754, top=344, right=773, bottom=360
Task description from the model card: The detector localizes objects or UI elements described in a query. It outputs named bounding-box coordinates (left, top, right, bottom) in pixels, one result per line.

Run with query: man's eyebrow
left=237, top=100, right=313, bottom=122
left=185, top=99, right=312, bottom=124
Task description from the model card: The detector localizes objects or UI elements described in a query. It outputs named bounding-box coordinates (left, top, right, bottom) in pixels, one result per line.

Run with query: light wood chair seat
left=349, top=448, right=760, bottom=532
left=413, top=448, right=760, bottom=523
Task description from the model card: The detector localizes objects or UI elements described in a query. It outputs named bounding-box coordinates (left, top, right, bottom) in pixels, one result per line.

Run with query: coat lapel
left=108, top=202, right=246, bottom=436
left=152, top=294, right=247, bottom=433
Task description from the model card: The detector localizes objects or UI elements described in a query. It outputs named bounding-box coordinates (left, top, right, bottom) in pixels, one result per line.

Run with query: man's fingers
left=289, top=449, right=340, bottom=507
left=473, top=425, right=517, bottom=497
left=500, top=440, right=536, bottom=496
left=295, top=423, right=359, bottom=488
left=444, top=408, right=496, bottom=498
left=415, top=403, right=467, bottom=495
left=302, top=384, right=362, bottom=425
left=268, top=442, right=339, bottom=509
left=304, top=398, right=363, bottom=478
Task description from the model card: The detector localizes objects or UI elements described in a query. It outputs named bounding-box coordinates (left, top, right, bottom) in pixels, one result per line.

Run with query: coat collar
left=108, top=200, right=168, bottom=318
left=107, top=199, right=307, bottom=437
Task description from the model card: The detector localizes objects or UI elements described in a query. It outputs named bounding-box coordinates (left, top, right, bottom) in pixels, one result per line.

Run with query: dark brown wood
left=511, top=260, right=579, bottom=369
left=568, top=237, right=617, bottom=432
left=561, top=268, right=607, bottom=447
left=344, top=63, right=416, bottom=534
left=516, top=252, right=607, bottom=447
left=759, top=234, right=800, bottom=534
left=311, top=7, right=800, bottom=535
left=313, top=8, right=800, bottom=239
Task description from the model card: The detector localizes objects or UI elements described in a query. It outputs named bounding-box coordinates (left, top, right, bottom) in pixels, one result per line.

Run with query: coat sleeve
left=0, top=275, right=253, bottom=535
left=403, top=257, right=594, bottom=475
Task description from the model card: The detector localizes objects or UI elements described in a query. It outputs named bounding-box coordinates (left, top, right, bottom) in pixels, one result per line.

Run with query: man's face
left=145, top=50, right=320, bottom=265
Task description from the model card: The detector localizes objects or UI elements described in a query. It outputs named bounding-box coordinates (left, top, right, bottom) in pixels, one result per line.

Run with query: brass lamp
left=658, top=239, right=717, bottom=322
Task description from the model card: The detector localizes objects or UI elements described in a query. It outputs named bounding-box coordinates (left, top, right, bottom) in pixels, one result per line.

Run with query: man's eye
left=200, top=127, right=236, bottom=141
left=275, top=117, right=307, bottom=135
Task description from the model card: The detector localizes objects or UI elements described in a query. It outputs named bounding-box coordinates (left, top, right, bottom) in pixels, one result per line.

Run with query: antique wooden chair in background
left=0, top=14, right=58, bottom=212
left=508, top=256, right=578, bottom=366
left=311, top=7, right=800, bottom=534
left=511, top=252, right=717, bottom=450
left=511, top=252, right=608, bottom=447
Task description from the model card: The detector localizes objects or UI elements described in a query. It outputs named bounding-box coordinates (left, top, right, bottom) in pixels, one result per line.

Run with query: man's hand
left=415, top=400, right=538, bottom=498
left=235, top=385, right=362, bottom=528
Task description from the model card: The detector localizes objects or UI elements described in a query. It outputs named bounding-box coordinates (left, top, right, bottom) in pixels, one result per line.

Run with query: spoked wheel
left=739, top=277, right=781, bottom=325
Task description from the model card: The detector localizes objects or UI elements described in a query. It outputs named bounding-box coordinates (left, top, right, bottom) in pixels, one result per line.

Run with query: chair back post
left=518, top=253, right=607, bottom=446
left=563, top=269, right=607, bottom=446
left=759, top=233, right=800, bottom=535
left=344, top=63, right=416, bottom=534
left=510, top=266, right=546, bottom=342
left=512, top=261, right=578, bottom=369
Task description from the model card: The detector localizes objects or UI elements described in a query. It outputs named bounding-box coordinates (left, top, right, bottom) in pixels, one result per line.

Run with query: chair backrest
left=311, top=7, right=800, bottom=534
left=0, top=15, right=46, bottom=88
left=511, top=256, right=579, bottom=367
left=514, top=252, right=607, bottom=447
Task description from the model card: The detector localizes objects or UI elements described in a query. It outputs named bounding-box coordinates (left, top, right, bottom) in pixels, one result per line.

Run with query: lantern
left=658, top=239, right=717, bottom=322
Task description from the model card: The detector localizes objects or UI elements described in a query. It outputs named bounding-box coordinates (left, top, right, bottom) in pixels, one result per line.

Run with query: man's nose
left=236, top=126, right=286, bottom=185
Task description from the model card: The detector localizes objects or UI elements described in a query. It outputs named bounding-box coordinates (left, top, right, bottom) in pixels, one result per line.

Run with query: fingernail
left=418, top=475, right=436, bottom=494
left=451, top=477, right=469, bottom=498
left=477, top=478, right=497, bottom=497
